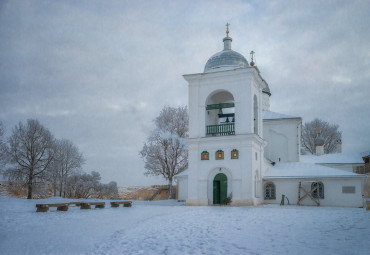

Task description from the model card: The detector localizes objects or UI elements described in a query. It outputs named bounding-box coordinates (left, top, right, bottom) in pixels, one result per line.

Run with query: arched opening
left=205, top=90, right=235, bottom=136
left=253, top=95, right=258, bottom=135
left=213, top=173, right=228, bottom=204
left=311, top=182, right=324, bottom=199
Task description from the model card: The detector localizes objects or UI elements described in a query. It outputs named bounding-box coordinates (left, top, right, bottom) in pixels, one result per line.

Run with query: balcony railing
left=206, top=123, right=235, bottom=136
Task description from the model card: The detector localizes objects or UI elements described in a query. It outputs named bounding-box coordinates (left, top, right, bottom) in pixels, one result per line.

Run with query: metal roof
left=204, top=36, right=249, bottom=72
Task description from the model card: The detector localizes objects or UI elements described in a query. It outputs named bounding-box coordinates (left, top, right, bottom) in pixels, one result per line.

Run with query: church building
left=176, top=26, right=366, bottom=207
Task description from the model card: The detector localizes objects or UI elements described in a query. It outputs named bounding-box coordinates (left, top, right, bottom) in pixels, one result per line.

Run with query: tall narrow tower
left=183, top=27, right=267, bottom=206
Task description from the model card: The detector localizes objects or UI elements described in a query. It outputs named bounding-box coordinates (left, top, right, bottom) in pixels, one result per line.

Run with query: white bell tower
left=184, top=25, right=267, bottom=206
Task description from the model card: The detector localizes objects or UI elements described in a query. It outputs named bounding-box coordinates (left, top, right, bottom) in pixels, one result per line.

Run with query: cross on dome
left=250, top=51, right=255, bottom=66
left=226, top=23, right=230, bottom=36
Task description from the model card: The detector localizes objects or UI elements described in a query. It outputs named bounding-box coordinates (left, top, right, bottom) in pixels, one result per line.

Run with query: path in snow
left=0, top=197, right=369, bottom=255
left=92, top=205, right=369, bottom=255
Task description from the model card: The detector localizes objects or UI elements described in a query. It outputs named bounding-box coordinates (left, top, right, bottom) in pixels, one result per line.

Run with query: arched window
left=264, top=182, right=276, bottom=200
left=311, top=182, right=324, bottom=199
left=205, top=90, right=235, bottom=136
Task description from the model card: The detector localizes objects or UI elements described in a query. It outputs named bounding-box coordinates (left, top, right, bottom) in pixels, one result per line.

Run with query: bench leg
left=36, top=207, right=49, bottom=212
left=80, top=204, right=91, bottom=209
left=57, top=205, right=69, bottom=211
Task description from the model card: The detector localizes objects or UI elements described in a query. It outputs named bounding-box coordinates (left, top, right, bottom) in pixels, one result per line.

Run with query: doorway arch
left=213, top=173, right=228, bottom=204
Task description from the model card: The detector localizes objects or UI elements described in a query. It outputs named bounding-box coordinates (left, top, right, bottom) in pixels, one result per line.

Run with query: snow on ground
left=0, top=197, right=369, bottom=255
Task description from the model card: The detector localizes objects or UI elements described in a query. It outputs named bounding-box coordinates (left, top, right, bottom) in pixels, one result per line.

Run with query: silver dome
left=204, top=36, right=249, bottom=72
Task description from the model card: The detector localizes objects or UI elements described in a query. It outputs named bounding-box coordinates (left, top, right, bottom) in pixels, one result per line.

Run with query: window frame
left=264, top=182, right=276, bottom=200
left=201, top=151, right=209, bottom=160
left=231, top=149, right=238, bottom=159
left=216, top=150, right=224, bottom=160
left=311, top=182, right=324, bottom=199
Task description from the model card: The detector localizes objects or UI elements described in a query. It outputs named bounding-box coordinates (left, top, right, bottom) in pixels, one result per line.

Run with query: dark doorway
left=213, top=173, right=227, bottom=204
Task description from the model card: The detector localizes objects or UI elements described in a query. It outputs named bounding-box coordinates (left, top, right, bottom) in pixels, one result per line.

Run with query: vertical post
left=280, top=194, right=285, bottom=206
left=298, top=182, right=301, bottom=206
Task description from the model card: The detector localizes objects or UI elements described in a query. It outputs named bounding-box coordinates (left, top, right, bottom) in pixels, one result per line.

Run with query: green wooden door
left=213, top=173, right=227, bottom=205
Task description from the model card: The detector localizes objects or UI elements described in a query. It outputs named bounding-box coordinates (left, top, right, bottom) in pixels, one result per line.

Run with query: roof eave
left=263, top=175, right=366, bottom=179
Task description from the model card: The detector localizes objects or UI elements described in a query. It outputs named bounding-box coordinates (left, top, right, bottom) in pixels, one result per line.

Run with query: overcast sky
left=1, top=0, right=369, bottom=187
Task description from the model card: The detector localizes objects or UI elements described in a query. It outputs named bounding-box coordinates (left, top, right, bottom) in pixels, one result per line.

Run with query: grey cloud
left=1, top=0, right=369, bottom=186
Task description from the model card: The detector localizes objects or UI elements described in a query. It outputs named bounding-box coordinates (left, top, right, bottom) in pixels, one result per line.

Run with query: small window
left=201, top=151, right=209, bottom=160
left=264, top=182, right=276, bottom=200
left=231, top=149, right=238, bottom=159
left=216, top=150, right=224, bottom=160
left=311, top=182, right=324, bottom=199
left=342, top=186, right=355, bottom=193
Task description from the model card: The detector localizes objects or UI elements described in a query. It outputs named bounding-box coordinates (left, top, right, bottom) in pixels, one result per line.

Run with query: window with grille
left=311, top=182, right=324, bottom=199
left=264, top=182, right=276, bottom=200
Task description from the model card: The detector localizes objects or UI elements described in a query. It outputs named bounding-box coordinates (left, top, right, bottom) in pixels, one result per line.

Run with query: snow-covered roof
left=264, top=162, right=365, bottom=179
left=174, top=169, right=188, bottom=178
left=300, top=153, right=364, bottom=164
left=262, top=110, right=300, bottom=120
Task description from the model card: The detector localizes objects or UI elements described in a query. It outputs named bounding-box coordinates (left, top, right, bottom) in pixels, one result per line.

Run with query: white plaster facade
left=176, top=173, right=188, bottom=202
left=184, top=67, right=266, bottom=206
left=264, top=178, right=364, bottom=207
left=263, top=118, right=301, bottom=163
left=184, top=68, right=264, bottom=139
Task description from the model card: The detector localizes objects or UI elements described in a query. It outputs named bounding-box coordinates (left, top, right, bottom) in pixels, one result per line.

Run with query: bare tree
left=140, top=106, right=188, bottom=199
left=65, top=171, right=101, bottom=198
left=6, top=119, right=55, bottom=199
left=0, top=121, right=7, bottom=172
left=301, top=118, right=342, bottom=154
left=95, top=181, right=119, bottom=199
left=53, top=139, right=85, bottom=197
left=46, top=158, right=61, bottom=197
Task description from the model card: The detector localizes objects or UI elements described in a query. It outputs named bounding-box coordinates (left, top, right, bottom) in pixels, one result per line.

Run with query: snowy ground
left=0, top=197, right=369, bottom=255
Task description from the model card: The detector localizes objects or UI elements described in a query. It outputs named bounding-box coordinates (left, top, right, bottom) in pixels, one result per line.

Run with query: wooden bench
left=68, top=202, right=81, bottom=207
left=110, top=201, right=132, bottom=208
left=80, top=202, right=105, bottom=209
left=36, top=203, right=69, bottom=212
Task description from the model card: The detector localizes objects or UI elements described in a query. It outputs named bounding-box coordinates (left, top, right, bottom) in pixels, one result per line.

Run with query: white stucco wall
left=184, top=67, right=266, bottom=206
left=263, top=118, right=301, bottom=163
left=184, top=67, right=264, bottom=139
left=176, top=177, right=188, bottom=201
left=186, top=134, right=265, bottom=206
left=263, top=178, right=364, bottom=207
